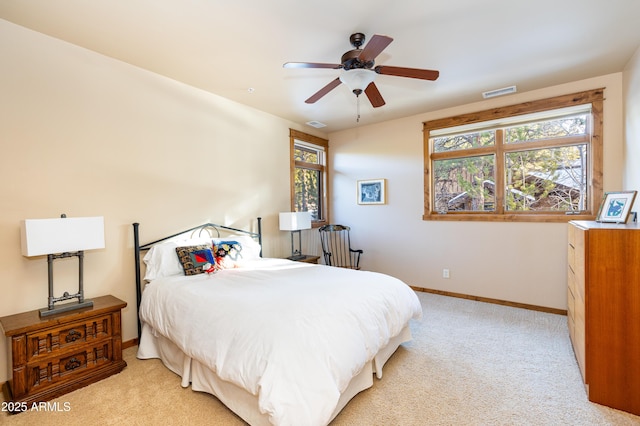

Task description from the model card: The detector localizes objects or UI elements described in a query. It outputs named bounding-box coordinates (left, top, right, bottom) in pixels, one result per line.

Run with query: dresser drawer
left=567, top=225, right=576, bottom=272
left=573, top=298, right=586, bottom=380
left=572, top=226, right=586, bottom=301
left=25, top=314, right=112, bottom=362
left=567, top=244, right=576, bottom=273
left=567, top=280, right=575, bottom=318
left=567, top=286, right=575, bottom=342
left=26, top=339, right=114, bottom=394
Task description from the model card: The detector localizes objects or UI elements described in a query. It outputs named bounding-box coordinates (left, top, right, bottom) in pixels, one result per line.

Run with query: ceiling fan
left=283, top=33, right=440, bottom=108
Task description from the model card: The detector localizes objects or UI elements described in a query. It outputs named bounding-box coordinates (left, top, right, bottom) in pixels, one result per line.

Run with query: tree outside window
left=424, top=89, right=603, bottom=222
left=289, top=130, right=328, bottom=225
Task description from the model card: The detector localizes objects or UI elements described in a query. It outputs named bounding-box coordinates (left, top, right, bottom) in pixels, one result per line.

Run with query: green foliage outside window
left=431, top=113, right=589, bottom=213
left=293, top=144, right=323, bottom=221
left=294, top=167, right=321, bottom=220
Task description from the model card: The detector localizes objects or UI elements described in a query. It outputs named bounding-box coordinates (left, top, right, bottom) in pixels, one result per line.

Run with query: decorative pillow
left=175, top=245, right=216, bottom=275
left=213, top=240, right=241, bottom=269
left=212, top=235, right=261, bottom=262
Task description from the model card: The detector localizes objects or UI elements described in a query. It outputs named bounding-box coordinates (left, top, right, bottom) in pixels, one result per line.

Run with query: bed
left=133, top=219, right=422, bottom=426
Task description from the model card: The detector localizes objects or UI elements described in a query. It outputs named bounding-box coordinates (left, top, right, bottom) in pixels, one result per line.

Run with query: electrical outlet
left=443, top=269, right=450, bottom=279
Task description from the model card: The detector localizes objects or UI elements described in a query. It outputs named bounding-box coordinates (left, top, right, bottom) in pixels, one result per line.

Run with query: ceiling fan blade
left=359, top=35, right=394, bottom=63
left=283, top=62, right=342, bottom=69
left=375, top=65, right=440, bottom=81
left=305, top=78, right=342, bottom=104
left=365, top=82, right=386, bottom=108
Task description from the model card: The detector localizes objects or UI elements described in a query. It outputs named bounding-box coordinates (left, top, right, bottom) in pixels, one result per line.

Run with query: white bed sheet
left=138, top=258, right=422, bottom=426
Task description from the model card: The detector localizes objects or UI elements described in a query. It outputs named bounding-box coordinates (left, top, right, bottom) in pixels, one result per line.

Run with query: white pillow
left=143, top=237, right=212, bottom=281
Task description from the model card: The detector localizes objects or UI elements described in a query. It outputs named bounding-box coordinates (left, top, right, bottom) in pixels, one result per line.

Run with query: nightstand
left=0, top=295, right=127, bottom=413
left=289, top=255, right=320, bottom=264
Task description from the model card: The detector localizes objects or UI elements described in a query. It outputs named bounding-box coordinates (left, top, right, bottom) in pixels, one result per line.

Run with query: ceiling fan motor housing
left=341, top=33, right=375, bottom=70
left=341, top=49, right=374, bottom=70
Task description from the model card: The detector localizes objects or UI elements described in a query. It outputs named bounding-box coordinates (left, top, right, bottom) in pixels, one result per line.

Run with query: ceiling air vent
left=482, top=86, right=517, bottom=99
left=306, top=120, right=326, bottom=129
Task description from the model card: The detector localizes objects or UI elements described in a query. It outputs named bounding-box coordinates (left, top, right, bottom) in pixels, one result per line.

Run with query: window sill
left=422, top=213, right=596, bottom=223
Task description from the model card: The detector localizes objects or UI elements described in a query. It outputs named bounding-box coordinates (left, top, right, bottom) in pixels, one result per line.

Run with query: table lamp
left=279, top=212, right=312, bottom=260
left=21, top=215, right=105, bottom=317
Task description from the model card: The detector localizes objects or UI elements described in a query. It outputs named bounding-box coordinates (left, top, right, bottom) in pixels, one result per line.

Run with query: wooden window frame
left=423, top=89, right=604, bottom=222
left=289, top=129, right=329, bottom=227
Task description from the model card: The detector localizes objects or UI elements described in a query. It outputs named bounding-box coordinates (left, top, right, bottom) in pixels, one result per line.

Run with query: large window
left=289, top=129, right=328, bottom=225
left=423, top=89, right=603, bottom=222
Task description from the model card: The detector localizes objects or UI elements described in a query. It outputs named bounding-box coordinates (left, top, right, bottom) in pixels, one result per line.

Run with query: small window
left=424, top=89, right=604, bottom=222
left=289, top=130, right=329, bottom=225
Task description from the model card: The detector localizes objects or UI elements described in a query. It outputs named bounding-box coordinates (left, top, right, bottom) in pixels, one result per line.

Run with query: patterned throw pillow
left=213, top=240, right=241, bottom=269
left=175, top=245, right=215, bottom=275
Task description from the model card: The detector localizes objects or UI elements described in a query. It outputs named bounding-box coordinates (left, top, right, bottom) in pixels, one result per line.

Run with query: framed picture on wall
left=595, top=191, right=637, bottom=223
left=357, top=179, right=386, bottom=205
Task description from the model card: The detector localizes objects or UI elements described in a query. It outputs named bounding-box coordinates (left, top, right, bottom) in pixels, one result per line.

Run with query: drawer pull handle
left=65, top=357, right=82, bottom=371
left=65, top=330, right=82, bottom=343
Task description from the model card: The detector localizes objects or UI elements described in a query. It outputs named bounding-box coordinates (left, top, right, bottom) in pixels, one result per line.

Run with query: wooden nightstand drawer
left=26, top=314, right=112, bottom=362
left=27, top=339, right=113, bottom=394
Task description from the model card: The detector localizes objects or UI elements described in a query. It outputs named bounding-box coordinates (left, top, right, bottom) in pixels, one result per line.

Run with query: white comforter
left=139, top=259, right=422, bottom=426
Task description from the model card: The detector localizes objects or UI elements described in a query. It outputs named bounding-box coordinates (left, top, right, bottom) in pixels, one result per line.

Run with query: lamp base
left=287, top=254, right=307, bottom=261
left=39, top=299, right=94, bottom=318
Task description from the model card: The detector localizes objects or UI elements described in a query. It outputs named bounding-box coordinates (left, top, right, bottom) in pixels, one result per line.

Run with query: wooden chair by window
left=318, top=224, right=363, bottom=270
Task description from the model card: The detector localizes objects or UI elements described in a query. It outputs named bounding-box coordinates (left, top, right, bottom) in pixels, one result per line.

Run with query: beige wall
left=328, top=74, right=625, bottom=311
left=0, top=20, right=326, bottom=382
left=623, top=45, right=640, bottom=208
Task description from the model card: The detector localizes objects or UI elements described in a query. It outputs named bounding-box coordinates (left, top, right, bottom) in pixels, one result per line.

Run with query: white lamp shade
left=279, top=212, right=312, bottom=231
left=21, top=216, right=105, bottom=257
left=339, top=69, right=376, bottom=92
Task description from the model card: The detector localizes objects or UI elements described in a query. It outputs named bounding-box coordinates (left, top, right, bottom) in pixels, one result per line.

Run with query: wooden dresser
left=567, top=220, right=640, bottom=415
left=0, top=295, right=127, bottom=413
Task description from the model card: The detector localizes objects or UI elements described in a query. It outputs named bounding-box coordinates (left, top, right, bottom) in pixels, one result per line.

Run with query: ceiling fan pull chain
left=356, top=94, right=361, bottom=123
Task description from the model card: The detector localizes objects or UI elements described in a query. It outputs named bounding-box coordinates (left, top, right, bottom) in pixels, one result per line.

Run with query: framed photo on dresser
left=595, top=191, right=637, bottom=223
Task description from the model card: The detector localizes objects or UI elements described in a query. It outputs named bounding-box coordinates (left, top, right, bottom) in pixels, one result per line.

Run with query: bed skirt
left=137, top=323, right=412, bottom=425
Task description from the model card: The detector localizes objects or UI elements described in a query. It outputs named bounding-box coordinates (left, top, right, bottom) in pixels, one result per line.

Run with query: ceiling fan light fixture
left=339, top=69, right=376, bottom=95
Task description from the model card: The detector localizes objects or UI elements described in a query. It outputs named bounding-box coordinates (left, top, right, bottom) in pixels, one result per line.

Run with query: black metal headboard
left=132, top=217, right=262, bottom=339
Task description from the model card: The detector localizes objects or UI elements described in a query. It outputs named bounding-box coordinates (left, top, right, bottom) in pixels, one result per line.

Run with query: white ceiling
left=2, top=0, right=639, bottom=132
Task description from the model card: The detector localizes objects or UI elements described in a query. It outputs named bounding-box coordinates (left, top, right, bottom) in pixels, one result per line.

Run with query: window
left=423, top=89, right=603, bottom=222
left=289, top=129, right=329, bottom=225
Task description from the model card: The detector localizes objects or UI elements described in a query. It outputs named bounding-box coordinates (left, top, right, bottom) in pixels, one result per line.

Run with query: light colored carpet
left=2, top=292, right=639, bottom=425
